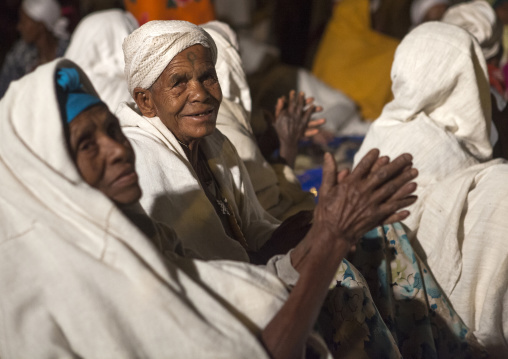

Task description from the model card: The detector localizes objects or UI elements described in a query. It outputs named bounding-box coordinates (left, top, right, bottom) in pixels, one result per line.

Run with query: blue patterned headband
left=56, top=67, right=103, bottom=123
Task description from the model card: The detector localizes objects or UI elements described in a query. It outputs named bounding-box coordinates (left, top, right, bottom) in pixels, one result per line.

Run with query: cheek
left=76, top=155, right=103, bottom=189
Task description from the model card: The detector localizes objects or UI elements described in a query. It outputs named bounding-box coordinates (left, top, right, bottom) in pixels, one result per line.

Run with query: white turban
left=123, top=20, right=217, bottom=97
left=22, top=0, right=69, bottom=40
left=442, top=0, right=503, bottom=60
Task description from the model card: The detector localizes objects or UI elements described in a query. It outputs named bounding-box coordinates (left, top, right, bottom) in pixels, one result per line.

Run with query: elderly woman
left=355, top=21, right=508, bottom=355
left=0, top=0, right=69, bottom=97
left=0, top=58, right=417, bottom=358
left=117, top=21, right=330, bottom=262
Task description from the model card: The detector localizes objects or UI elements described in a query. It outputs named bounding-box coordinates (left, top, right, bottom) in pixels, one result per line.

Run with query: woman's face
left=68, top=104, right=142, bottom=205
left=147, top=44, right=222, bottom=146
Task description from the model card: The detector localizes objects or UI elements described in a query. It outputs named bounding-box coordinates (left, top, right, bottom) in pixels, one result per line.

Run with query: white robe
left=117, top=102, right=280, bottom=262
left=354, top=22, right=508, bottom=355
left=0, top=58, right=330, bottom=358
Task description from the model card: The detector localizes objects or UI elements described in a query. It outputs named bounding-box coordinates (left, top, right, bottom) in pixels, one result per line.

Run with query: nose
left=188, top=79, right=210, bottom=103
left=101, top=134, right=130, bottom=165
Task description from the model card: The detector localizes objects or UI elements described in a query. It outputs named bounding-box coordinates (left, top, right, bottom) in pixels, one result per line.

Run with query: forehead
left=164, top=44, right=214, bottom=72
left=69, top=104, right=113, bottom=134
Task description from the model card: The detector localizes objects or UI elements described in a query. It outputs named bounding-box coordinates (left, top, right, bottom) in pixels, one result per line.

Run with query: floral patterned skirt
left=314, top=223, right=487, bottom=358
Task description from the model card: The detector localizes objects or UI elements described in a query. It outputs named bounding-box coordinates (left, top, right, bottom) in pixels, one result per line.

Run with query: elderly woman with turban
left=0, top=0, right=69, bottom=97
left=0, top=57, right=420, bottom=358
left=117, top=20, right=332, bottom=262
left=355, top=21, right=508, bottom=355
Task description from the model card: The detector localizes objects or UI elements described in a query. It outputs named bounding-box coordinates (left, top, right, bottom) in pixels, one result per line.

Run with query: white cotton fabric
left=0, top=59, right=330, bottom=358
left=201, top=21, right=315, bottom=220
left=354, top=22, right=508, bottom=353
left=442, top=0, right=503, bottom=60
left=65, top=9, right=138, bottom=112
left=22, top=0, right=69, bottom=40
left=117, top=102, right=280, bottom=261
left=123, top=20, right=217, bottom=96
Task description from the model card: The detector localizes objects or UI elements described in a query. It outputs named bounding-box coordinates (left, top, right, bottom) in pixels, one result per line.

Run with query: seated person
left=355, top=21, right=508, bottom=355
left=441, top=0, right=508, bottom=159
left=0, top=58, right=419, bottom=358
left=64, top=8, right=139, bottom=112
left=0, top=0, right=69, bottom=98
left=117, top=20, right=324, bottom=263
left=201, top=20, right=317, bottom=220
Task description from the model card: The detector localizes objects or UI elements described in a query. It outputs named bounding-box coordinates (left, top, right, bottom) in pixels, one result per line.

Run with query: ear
left=133, top=87, right=157, bottom=118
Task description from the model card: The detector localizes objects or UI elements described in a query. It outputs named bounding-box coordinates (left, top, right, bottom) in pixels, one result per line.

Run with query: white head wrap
left=22, top=0, right=69, bottom=40
left=442, top=0, right=503, bottom=60
left=123, top=20, right=217, bottom=97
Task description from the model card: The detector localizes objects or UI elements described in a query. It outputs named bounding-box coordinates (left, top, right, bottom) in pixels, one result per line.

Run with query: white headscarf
left=65, top=10, right=138, bottom=112
left=22, top=0, right=69, bottom=40
left=442, top=0, right=503, bottom=60
left=354, top=21, right=492, bottom=230
left=123, top=20, right=217, bottom=97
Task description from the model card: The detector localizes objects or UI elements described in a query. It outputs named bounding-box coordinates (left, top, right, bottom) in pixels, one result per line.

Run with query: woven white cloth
left=0, top=58, right=331, bottom=358
left=65, top=9, right=138, bottom=112
left=442, top=0, right=503, bottom=60
left=123, top=20, right=217, bottom=97
left=201, top=21, right=315, bottom=220
left=354, top=22, right=508, bottom=354
left=22, top=0, right=69, bottom=40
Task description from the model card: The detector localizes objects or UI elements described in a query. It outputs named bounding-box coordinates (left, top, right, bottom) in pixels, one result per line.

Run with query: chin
left=112, top=187, right=142, bottom=206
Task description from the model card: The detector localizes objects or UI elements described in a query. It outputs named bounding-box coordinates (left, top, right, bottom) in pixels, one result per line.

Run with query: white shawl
left=354, top=22, right=508, bottom=353
left=0, top=59, right=330, bottom=358
left=202, top=21, right=315, bottom=220
left=117, top=102, right=280, bottom=261
left=64, top=9, right=138, bottom=112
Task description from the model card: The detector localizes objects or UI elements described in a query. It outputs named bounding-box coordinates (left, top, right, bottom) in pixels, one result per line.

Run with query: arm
left=261, top=149, right=418, bottom=359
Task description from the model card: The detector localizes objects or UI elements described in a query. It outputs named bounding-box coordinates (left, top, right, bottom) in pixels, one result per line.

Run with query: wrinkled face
left=17, top=9, right=42, bottom=44
left=68, top=104, right=142, bottom=205
left=149, top=44, right=222, bottom=145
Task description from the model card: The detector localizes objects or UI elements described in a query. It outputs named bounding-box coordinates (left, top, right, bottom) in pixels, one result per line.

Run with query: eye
left=78, top=139, right=96, bottom=153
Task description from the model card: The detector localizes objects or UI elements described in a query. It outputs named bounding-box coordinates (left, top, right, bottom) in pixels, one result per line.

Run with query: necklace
left=176, top=139, right=190, bottom=150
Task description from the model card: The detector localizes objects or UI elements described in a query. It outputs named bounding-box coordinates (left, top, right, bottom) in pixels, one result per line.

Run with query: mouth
left=112, top=166, right=138, bottom=187
left=182, top=108, right=216, bottom=120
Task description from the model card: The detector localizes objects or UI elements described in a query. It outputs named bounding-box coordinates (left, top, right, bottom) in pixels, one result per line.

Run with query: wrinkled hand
left=274, top=90, right=325, bottom=167
left=313, top=149, right=418, bottom=247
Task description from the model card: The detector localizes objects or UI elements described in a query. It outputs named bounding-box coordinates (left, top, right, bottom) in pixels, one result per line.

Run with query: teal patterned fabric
left=310, top=223, right=487, bottom=358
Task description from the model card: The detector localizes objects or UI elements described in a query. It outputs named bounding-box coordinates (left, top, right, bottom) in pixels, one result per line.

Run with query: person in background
left=201, top=20, right=318, bottom=220
left=0, top=0, right=69, bottom=97
left=64, top=9, right=138, bottom=112
left=355, top=21, right=508, bottom=355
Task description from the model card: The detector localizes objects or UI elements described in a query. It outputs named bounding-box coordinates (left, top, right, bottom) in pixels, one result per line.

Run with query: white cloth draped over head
left=65, top=9, right=138, bottom=112
left=442, top=0, right=503, bottom=60
left=0, top=58, right=329, bottom=358
left=123, top=20, right=217, bottom=96
left=22, top=0, right=69, bottom=40
left=355, top=22, right=508, bottom=353
left=200, top=21, right=315, bottom=220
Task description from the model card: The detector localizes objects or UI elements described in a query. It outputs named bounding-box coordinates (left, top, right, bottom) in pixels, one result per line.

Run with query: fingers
left=275, top=96, right=285, bottom=118
left=371, top=156, right=389, bottom=173
left=320, top=152, right=338, bottom=195
left=351, top=149, right=380, bottom=178
left=379, top=195, right=418, bottom=221
left=365, top=153, right=413, bottom=189
left=337, top=168, right=350, bottom=182
left=370, top=168, right=418, bottom=204
left=383, top=210, right=411, bottom=225
left=304, top=128, right=320, bottom=137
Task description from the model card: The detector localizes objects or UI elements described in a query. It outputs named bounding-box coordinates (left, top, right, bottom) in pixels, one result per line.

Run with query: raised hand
left=273, top=90, right=325, bottom=167
left=313, top=149, right=418, bottom=247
